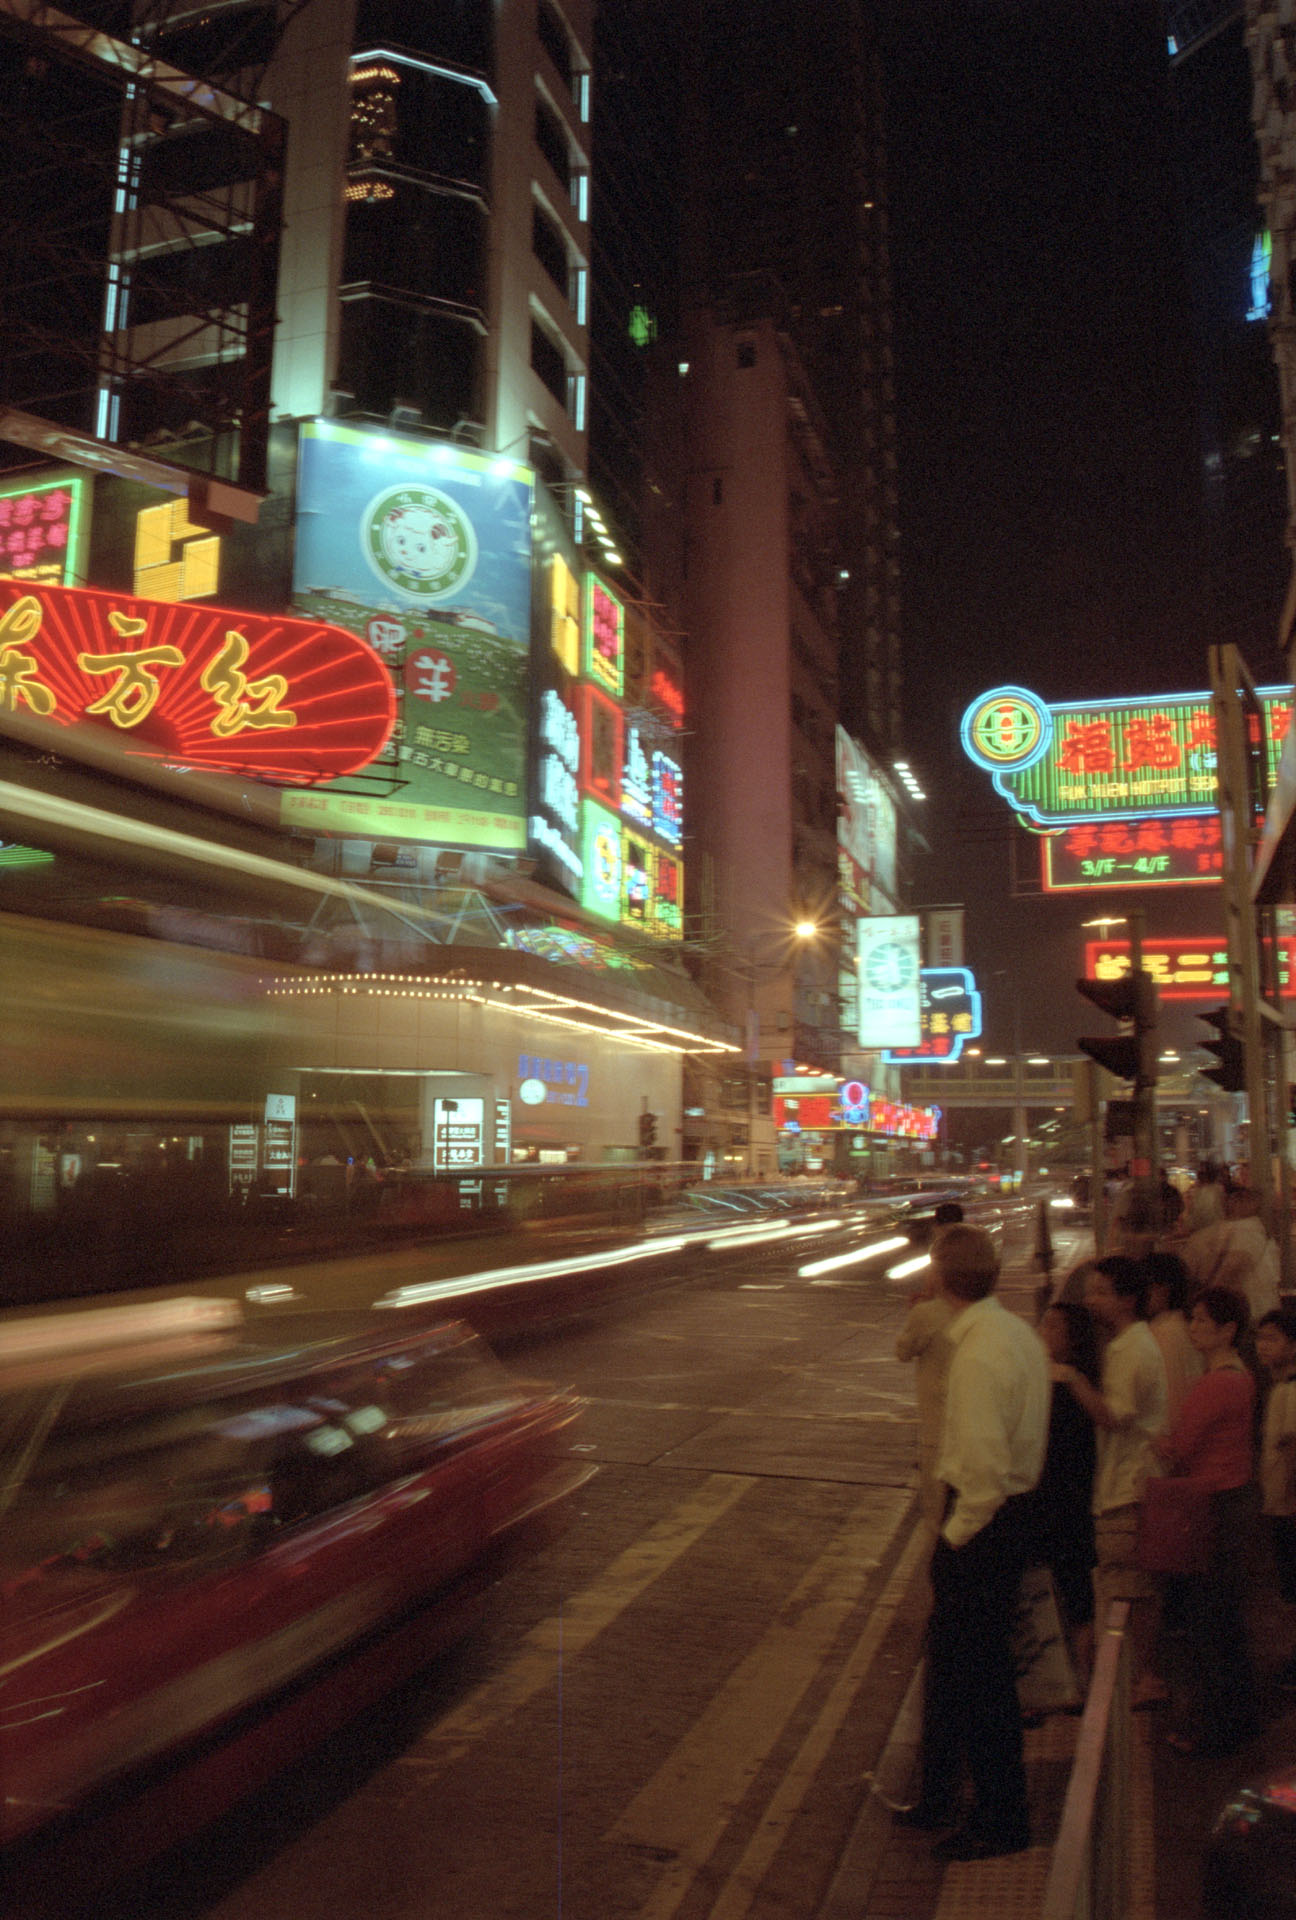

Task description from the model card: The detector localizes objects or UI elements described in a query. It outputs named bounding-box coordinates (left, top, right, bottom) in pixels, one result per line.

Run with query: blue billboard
left=286, top=420, right=534, bottom=849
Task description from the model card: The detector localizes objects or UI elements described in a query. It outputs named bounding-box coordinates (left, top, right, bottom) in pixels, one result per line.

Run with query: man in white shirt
left=897, top=1224, right=1049, bottom=1860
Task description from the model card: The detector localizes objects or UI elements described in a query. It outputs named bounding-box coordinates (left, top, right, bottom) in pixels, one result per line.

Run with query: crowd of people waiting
left=892, top=1174, right=1296, bottom=1860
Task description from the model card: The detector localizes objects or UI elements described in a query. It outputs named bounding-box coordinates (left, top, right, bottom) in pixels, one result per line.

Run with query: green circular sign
left=960, top=686, right=1051, bottom=773
left=362, top=484, right=478, bottom=601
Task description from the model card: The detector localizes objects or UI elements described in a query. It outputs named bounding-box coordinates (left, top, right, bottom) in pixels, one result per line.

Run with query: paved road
left=25, top=1214, right=1052, bottom=1920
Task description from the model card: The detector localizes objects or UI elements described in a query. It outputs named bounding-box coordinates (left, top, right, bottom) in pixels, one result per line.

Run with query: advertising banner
left=961, top=680, right=1292, bottom=828
left=288, top=420, right=534, bottom=849
left=856, top=914, right=922, bottom=1048
left=0, top=473, right=89, bottom=588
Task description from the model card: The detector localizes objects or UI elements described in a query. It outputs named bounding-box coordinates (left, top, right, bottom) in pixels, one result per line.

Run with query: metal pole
left=1126, top=907, right=1158, bottom=1208
left=1210, top=644, right=1275, bottom=1208
left=1089, top=1060, right=1108, bottom=1255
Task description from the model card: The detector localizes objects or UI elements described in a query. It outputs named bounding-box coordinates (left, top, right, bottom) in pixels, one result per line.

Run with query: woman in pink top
left=1153, top=1285, right=1260, bottom=1756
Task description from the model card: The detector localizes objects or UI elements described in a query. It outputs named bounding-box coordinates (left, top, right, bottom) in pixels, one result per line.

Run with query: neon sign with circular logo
left=960, top=686, right=1052, bottom=774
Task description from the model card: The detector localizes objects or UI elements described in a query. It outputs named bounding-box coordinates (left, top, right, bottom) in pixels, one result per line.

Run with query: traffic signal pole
left=1210, top=644, right=1275, bottom=1208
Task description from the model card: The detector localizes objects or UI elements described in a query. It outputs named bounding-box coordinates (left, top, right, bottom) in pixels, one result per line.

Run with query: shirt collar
left=945, top=1293, right=1000, bottom=1344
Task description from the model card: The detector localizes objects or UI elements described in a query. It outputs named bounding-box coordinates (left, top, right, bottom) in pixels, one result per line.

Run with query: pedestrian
left=895, top=1224, right=1049, bottom=1860
left=1027, top=1302, right=1100, bottom=1677
left=1154, top=1285, right=1260, bottom=1756
left=1255, top=1305, right=1296, bottom=1687
left=896, top=1268, right=957, bottom=1535
left=1142, top=1251, right=1204, bottom=1429
left=1056, top=1256, right=1169, bottom=1703
left=1181, top=1187, right=1280, bottom=1321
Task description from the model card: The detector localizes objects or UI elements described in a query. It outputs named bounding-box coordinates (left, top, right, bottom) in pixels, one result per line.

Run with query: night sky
left=876, top=0, right=1287, bottom=1058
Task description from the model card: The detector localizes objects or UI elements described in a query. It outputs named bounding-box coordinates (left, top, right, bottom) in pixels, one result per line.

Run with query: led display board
left=1042, top=816, right=1224, bottom=891
left=531, top=685, right=582, bottom=885
left=583, top=574, right=624, bottom=696
left=961, top=681, right=1292, bottom=827
left=0, top=474, right=88, bottom=589
left=857, top=914, right=922, bottom=1048
left=549, top=552, right=580, bottom=675
left=288, top=420, right=534, bottom=848
left=883, top=967, right=983, bottom=1064
left=652, top=750, right=683, bottom=847
left=1085, top=937, right=1296, bottom=1002
left=0, top=579, right=394, bottom=778
left=580, top=798, right=622, bottom=921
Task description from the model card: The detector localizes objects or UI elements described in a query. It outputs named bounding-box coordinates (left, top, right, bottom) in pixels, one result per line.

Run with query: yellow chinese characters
left=79, top=613, right=183, bottom=727
left=201, top=632, right=296, bottom=737
left=0, top=596, right=54, bottom=715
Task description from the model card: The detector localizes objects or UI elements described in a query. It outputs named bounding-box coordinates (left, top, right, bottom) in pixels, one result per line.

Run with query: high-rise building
left=1166, top=1, right=1288, bottom=664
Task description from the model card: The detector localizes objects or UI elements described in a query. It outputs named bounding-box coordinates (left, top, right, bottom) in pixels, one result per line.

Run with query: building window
left=537, top=0, right=572, bottom=84
left=535, top=96, right=570, bottom=189
left=736, top=339, right=756, bottom=368
left=531, top=319, right=567, bottom=405
left=532, top=203, right=568, bottom=298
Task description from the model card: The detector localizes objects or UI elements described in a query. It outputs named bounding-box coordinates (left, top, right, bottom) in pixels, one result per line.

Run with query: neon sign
left=961, top=681, right=1292, bottom=828
left=0, top=476, right=86, bottom=589
left=583, top=574, right=625, bottom=696
left=550, top=554, right=580, bottom=674
left=1085, top=936, right=1296, bottom=1002
left=653, top=848, right=683, bottom=939
left=0, top=580, right=395, bottom=779
left=533, top=686, right=581, bottom=882
left=650, top=661, right=684, bottom=728
left=622, top=829, right=652, bottom=926
left=621, top=724, right=652, bottom=825
left=1043, top=817, right=1223, bottom=891
left=883, top=967, right=983, bottom=1064
left=578, top=682, right=623, bottom=806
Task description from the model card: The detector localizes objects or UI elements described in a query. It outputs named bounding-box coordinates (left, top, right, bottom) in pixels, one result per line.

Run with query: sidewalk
left=821, top=1248, right=1296, bottom=1920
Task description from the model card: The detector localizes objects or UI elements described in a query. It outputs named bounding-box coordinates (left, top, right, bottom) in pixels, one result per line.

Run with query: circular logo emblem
left=362, top=485, right=478, bottom=601
left=519, top=1077, right=547, bottom=1106
left=960, top=687, right=1052, bottom=774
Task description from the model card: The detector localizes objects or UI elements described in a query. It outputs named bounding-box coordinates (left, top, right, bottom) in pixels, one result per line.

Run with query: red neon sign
left=0, top=580, right=395, bottom=780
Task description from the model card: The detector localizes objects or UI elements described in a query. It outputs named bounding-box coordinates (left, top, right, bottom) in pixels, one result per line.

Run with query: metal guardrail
left=1041, top=1601, right=1132, bottom=1920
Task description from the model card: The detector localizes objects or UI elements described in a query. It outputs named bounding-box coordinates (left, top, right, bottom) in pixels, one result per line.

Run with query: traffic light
left=1199, top=1004, right=1246, bottom=1093
left=1076, top=969, right=1159, bottom=1085
left=637, top=1110, right=658, bottom=1150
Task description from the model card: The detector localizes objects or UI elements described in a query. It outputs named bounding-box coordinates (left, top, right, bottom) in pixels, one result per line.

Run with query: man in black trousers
left=896, top=1223, right=1049, bottom=1860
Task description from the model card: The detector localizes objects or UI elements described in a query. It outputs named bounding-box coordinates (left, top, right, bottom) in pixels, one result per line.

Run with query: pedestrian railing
left=1041, top=1601, right=1132, bottom=1920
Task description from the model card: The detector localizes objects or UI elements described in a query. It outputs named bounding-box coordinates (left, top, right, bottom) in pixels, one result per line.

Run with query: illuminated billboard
left=581, top=798, right=622, bottom=921
left=837, top=728, right=898, bottom=914
left=288, top=420, right=534, bottom=849
left=0, top=474, right=88, bottom=589
left=856, top=914, right=922, bottom=1048
left=1042, top=817, right=1223, bottom=891
left=0, top=580, right=394, bottom=778
left=961, top=681, right=1292, bottom=828
left=883, top=967, right=983, bottom=1064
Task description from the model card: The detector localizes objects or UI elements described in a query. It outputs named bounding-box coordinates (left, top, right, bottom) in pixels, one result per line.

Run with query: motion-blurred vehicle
left=1204, top=1762, right=1296, bottom=1918
left=0, top=1300, right=589, bottom=1847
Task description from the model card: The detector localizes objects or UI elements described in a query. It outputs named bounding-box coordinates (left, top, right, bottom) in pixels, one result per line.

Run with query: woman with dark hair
left=1143, top=1250, right=1204, bottom=1428
left=1028, top=1302, right=1101, bottom=1681
left=1154, top=1284, right=1260, bottom=1756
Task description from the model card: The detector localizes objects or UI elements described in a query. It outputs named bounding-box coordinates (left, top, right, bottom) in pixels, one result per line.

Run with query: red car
left=0, top=1300, right=589, bottom=1857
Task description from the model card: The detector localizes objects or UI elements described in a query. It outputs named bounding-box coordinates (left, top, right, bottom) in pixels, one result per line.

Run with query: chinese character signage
left=961, top=681, right=1292, bottom=828
left=0, top=579, right=394, bottom=778
left=583, top=574, right=624, bottom=696
left=531, top=686, right=582, bottom=885
left=883, top=967, right=983, bottom=1063
left=1043, top=817, right=1224, bottom=890
left=621, top=723, right=652, bottom=825
left=578, top=682, right=623, bottom=806
left=549, top=553, right=580, bottom=675
left=837, top=727, right=898, bottom=912
left=857, top=914, right=922, bottom=1048
left=1084, top=937, right=1296, bottom=1002
left=0, top=475, right=87, bottom=588
left=652, top=750, right=683, bottom=847
left=288, top=420, right=534, bottom=849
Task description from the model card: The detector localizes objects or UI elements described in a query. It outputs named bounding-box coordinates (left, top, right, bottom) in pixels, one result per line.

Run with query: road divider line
left=608, top=1488, right=913, bottom=1908
left=399, top=1471, right=757, bottom=1775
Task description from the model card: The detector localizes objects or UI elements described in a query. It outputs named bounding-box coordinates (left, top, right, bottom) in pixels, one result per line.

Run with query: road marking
left=608, top=1489, right=916, bottom=1915
left=398, top=1471, right=757, bottom=1775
